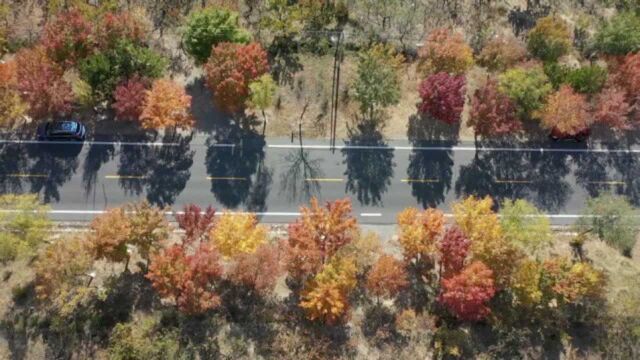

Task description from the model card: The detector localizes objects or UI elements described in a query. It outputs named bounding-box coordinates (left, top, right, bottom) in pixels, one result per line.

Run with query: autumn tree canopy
left=175, top=204, right=216, bottom=246
left=418, top=28, right=474, bottom=75
left=210, top=212, right=267, bottom=258
left=227, top=242, right=282, bottom=296
left=113, top=77, right=149, bottom=121
left=468, top=77, right=521, bottom=138
left=538, top=85, right=590, bottom=136
left=477, top=33, right=527, bottom=72
left=418, top=72, right=466, bottom=124
left=438, top=227, right=471, bottom=278
left=527, top=16, right=572, bottom=62
left=439, top=261, right=496, bottom=321
left=40, top=9, right=94, bottom=67
left=204, top=42, right=269, bottom=113
left=0, top=60, right=27, bottom=127
left=146, top=243, right=223, bottom=315
left=286, top=198, right=358, bottom=279
left=396, top=207, right=444, bottom=262
left=366, top=255, right=409, bottom=300
left=140, top=79, right=193, bottom=130
left=15, top=46, right=74, bottom=120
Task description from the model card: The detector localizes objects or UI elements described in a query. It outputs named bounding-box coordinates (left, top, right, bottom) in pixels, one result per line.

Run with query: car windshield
left=49, top=121, right=78, bottom=135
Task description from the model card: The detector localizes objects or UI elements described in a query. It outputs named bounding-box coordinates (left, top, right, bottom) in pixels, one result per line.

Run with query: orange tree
left=538, top=85, right=590, bottom=136
left=0, top=60, right=27, bottom=127
left=396, top=207, right=444, bottom=264
left=140, top=79, right=193, bottom=130
left=418, top=28, right=474, bottom=75
left=146, top=243, right=224, bottom=315
left=285, top=197, right=358, bottom=279
left=365, top=254, right=409, bottom=301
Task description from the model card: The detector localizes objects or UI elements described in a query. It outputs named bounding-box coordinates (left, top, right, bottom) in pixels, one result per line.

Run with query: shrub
left=499, top=64, right=553, bottom=118
left=108, top=319, right=181, bottom=360
left=417, top=72, right=466, bottom=124
left=79, top=40, right=166, bottom=101
left=543, top=62, right=571, bottom=89
left=538, top=85, right=590, bottom=135
left=183, top=7, right=251, bottom=64
left=527, top=16, right=572, bottom=62
left=418, top=28, right=474, bottom=75
left=96, top=11, right=150, bottom=50
left=566, top=65, right=607, bottom=94
left=578, top=194, right=639, bottom=257
left=477, top=33, right=528, bottom=72
left=593, top=12, right=640, bottom=56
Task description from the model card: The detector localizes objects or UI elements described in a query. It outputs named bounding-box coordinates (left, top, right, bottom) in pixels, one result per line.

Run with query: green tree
left=498, top=65, right=553, bottom=119
left=527, top=16, right=572, bottom=62
left=566, top=65, right=607, bottom=94
left=353, top=43, right=404, bottom=123
left=593, top=12, right=640, bottom=56
left=500, top=199, right=553, bottom=256
left=183, top=7, right=250, bottom=64
left=79, top=40, right=166, bottom=101
left=248, top=74, right=277, bottom=134
left=0, top=194, right=51, bottom=262
left=578, top=194, right=639, bottom=257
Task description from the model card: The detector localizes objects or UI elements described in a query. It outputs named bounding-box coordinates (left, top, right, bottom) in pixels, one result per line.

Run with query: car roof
left=49, top=121, right=79, bottom=135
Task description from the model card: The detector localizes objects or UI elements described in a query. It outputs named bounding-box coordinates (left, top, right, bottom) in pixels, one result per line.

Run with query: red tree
left=15, top=47, right=74, bottom=120
left=146, top=243, right=223, bottom=315
left=593, top=87, right=633, bottom=130
left=227, top=242, right=282, bottom=295
left=113, top=77, right=149, bottom=121
left=438, top=261, right=496, bottom=321
left=40, top=9, right=94, bottom=67
left=204, top=42, right=269, bottom=113
left=418, top=72, right=466, bottom=124
left=616, top=52, right=640, bottom=96
left=468, top=78, right=521, bottom=138
left=96, top=11, right=149, bottom=50
left=439, top=226, right=471, bottom=278
left=175, top=204, right=216, bottom=246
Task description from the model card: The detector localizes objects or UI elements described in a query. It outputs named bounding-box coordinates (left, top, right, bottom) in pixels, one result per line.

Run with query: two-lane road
left=1, top=134, right=639, bottom=224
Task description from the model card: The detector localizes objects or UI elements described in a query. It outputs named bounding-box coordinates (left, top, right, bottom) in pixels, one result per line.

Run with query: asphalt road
left=1, top=132, right=639, bottom=225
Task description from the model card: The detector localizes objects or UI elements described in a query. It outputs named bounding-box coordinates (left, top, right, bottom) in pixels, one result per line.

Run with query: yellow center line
left=207, top=176, right=248, bottom=181
left=401, top=179, right=439, bottom=183
left=495, top=179, right=532, bottom=184
left=105, top=175, right=147, bottom=180
left=305, top=178, right=344, bottom=182
left=5, top=173, right=48, bottom=178
left=589, top=181, right=626, bottom=185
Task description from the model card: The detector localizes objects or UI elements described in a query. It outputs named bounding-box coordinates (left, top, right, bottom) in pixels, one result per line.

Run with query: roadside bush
left=527, top=16, right=572, bottom=62
left=566, top=65, right=607, bottom=94
left=593, top=12, right=640, bottom=56
left=578, top=194, right=639, bottom=257
left=108, top=319, right=181, bottom=360
left=499, top=65, right=553, bottom=118
left=183, top=7, right=250, bottom=64
left=79, top=40, right=166, bottom=101
left=543, top=62, right=570, bottom=89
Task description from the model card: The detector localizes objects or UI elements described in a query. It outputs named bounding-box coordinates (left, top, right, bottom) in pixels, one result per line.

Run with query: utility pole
left=329, top=30, right=343, bottom=152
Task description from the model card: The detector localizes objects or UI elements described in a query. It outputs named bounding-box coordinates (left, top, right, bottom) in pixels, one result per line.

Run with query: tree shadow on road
left=205, top=121, right=266, bottom=209
left=342, top=121, right=395, bottom=207
left=406, top=114, right=458, bottom=208
left=27, top=142, right=83, bottom=203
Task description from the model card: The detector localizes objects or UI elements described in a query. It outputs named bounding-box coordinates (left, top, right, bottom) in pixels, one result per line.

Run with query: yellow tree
left=299, top=256, right=357, bottom=324
left=453, top=196, right=521, bottom=287
left=34, top=237, right=95, bottom=316
left=397, top=207, right=444, bottom=262
left=0, top=60, right=27, bottom=127
left=542, top=257, right=606, bottom=304
left=140, top=79, right=193, bottom=130
left=511, top=259, right=544, bottom=309
left=125, top=201, right=170, bottom=262
left=210, top=212, right=267, bottom=258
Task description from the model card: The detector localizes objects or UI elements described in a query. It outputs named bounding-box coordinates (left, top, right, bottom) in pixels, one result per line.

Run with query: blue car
left=37, top=120, right=87, bottom=141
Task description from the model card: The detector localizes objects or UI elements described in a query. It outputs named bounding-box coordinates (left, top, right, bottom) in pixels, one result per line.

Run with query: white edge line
left=0, top=210, right=609, bottom=219
left=267, top=144, right=640, bottom=154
